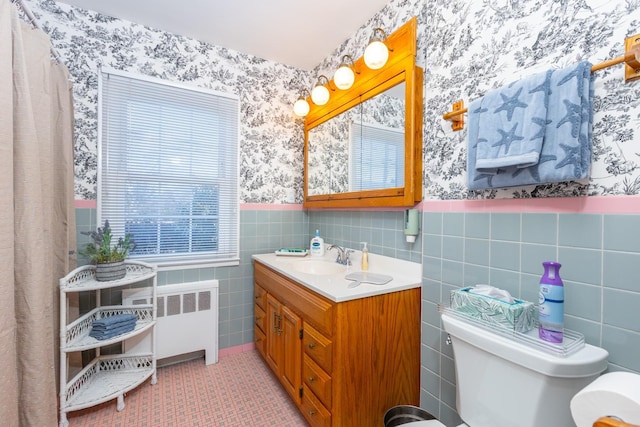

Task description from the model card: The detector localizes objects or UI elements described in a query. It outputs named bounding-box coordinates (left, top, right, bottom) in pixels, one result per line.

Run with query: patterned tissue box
left=450, top=287, right=536, bottom=333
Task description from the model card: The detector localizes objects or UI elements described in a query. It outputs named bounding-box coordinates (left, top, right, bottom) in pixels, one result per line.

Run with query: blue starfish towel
left=467, top=61, right=593, bottom=190
left=472, top=69, right=551, bottom=173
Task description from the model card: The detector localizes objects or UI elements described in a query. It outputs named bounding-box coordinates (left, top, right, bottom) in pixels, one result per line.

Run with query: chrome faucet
left=328, top=244, right=354, bottom=266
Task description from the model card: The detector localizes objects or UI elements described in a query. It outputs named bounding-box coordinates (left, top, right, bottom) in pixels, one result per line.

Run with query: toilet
left=437, top=311, right=609, bottom=427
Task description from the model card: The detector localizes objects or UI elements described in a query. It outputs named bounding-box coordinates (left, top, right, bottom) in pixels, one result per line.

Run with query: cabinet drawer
left=254, top=325, right=266, bottom=358
left=254, top=303, right=266, bottom=333
left=254, top=262, right=334, bottom=337
left=303, top=322, right=332, bottom=373
left=303, top=353, right=332, bottom=409
left=254, top=283, right=267, bottom=311
left=301, top=384, right=331, bottom=427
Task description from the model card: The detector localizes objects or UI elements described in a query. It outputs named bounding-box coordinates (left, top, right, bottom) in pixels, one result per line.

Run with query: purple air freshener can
left=538, top=261, right=564, bottom=343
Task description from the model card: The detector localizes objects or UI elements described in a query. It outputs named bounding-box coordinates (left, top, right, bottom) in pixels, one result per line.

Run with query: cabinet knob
left=308, top=376, right=315, bottom=383
left=308, top=410, right=316, bottom=416
left=307, top=342, right=315, bottom=349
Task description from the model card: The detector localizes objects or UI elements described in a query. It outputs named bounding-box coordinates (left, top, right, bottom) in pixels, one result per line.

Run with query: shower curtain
left=0, top=0, right=77, bottom=425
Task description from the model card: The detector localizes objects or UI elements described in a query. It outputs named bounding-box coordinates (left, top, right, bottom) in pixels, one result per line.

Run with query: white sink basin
left=289, top=260, right=346, bottom=276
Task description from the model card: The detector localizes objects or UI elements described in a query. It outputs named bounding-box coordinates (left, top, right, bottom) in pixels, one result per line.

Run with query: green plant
left=80, top=220, right=135, bottom=264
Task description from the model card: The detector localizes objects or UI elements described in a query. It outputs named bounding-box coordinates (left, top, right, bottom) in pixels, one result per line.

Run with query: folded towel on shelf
left=467, top=61, right=594, bottom=190
left=89, top=321, right=136, bottom=340
left=91, top=313, right=137, bottom=330
left=472, top=69, right=551, bottom=173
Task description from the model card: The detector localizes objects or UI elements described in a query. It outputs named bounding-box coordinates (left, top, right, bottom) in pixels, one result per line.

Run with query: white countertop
left=252, top=247, right=422, bottom=302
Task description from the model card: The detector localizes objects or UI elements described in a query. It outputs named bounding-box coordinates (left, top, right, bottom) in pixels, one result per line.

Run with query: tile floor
left=67, top=350, right=308, bottom=426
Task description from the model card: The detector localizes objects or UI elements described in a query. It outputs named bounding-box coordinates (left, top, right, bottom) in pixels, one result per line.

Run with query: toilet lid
left=404, top=421, right=446, bottom=427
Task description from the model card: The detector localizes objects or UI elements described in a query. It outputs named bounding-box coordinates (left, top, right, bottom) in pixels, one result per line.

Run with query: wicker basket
left=95, top=261, right=126, bottom=281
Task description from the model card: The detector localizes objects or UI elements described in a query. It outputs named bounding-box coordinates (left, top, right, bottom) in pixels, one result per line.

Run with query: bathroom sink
left=290, top=260, right=346, bottom=276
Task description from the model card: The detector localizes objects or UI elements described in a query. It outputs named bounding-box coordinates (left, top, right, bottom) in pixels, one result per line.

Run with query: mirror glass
left=307, top=82, right=405, bottom=196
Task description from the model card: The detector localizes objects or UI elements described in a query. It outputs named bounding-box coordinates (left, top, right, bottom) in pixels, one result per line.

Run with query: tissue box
left=450, top=287, right=536, bottom=333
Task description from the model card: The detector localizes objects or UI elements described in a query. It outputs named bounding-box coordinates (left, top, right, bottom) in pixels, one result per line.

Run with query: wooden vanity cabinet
left=253, top=261, right=420, bottom=427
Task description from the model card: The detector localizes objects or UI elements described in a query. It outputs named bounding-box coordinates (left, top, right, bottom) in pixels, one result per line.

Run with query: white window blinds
left=349, top=122, right=404, bottom=191
left=98, top=69, right=239, bottom=267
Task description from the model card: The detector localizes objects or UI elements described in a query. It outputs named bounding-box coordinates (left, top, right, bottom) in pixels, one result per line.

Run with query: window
left=349, top=121, right=404, bottom=191
left=98, top=69, right=239, bottom=267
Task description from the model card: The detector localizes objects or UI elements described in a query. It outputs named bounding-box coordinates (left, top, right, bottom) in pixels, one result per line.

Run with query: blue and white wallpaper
left=28, top=0, right=311, bottom=203
left=420, top=0, right=640, bottom=199
left=26, top=0, right=640, bottom=202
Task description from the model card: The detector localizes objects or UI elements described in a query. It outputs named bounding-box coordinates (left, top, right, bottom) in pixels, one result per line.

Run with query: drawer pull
left=308, top=376, right=315, bottom=383
left=308, top=410, right=316, bottom=416
left=307, top=342, right=316, bottom=349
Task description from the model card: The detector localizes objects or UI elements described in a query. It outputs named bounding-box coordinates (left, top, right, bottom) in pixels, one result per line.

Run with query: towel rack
left=442, top=33, right=640, bottom=131
left=593, top=416, right=640, bottom=427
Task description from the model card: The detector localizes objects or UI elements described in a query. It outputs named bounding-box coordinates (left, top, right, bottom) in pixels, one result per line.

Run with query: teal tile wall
left=421, top=210, right=640, bottom=424
left=307, top=209, right=423, bottom=263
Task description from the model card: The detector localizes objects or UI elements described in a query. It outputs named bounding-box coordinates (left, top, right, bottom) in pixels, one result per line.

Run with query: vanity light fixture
left=292, top=25, right=396, bottom=116
left=293, top=89, right=311, bottom=117
left=333, top=55, right=358, bottom=90
left=364, top=28, right=390, bottom=70
left=311, top=75, right=331, bottom=105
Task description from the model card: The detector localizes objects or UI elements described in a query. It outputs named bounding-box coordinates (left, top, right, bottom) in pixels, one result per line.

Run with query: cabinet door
left=265, top=294, right=282, bottom=375
left=280, top=305, right=302, bottom=405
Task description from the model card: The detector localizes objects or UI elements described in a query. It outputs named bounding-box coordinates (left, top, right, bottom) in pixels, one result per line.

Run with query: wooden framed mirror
left=303, top=17, right=423, bottom=208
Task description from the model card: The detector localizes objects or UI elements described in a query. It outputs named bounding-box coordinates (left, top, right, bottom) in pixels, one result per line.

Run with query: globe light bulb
left=311, top=83, right=330, bottom=105
left=293, top=97, right=310, bottom=117
left=364, top=39, right=389, bottom=70
left=333, top=64, right=355, bottom=90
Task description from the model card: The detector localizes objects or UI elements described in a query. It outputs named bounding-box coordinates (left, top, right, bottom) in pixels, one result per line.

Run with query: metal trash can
left=384, top=405, right=437, bottom=427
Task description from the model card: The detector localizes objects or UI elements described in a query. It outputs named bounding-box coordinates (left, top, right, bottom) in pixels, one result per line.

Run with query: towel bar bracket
left=624, top=33, right=640, bottom=82
left=450, top=100, right=465, bottom=131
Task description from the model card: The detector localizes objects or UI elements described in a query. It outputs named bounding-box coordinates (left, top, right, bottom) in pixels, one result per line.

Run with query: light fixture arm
left=339, top=55, right=360, bottom=74
left=369, top=28, right=394, bottom=52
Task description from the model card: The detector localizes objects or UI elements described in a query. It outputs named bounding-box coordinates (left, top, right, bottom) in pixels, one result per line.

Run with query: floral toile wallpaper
left=420, top=0, right=640, bottom=199
left=26, top=0, right=312, bottom=203
left=24, top=0, right=640, bottom=202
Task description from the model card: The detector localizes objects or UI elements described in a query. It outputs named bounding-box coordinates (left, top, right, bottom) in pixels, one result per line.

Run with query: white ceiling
left=57, top=0, right=390, bottom=70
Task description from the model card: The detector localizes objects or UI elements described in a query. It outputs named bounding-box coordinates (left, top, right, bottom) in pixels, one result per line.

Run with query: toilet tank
left=441, top=312, right=608, bottom=427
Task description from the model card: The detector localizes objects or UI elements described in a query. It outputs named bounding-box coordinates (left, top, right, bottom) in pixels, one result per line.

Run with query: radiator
left=122, top=280, right=219, bottom=365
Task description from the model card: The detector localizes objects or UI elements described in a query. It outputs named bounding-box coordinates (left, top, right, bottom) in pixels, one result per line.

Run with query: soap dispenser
left=360, top=242, right=369, bottom=271
left=404, top=209, right=419, bottom=243
left=310, top=229, right=324, bottom=256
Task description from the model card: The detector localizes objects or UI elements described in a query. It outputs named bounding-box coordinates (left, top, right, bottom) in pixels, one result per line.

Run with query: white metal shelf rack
left=59, top=260, right=158, bottom=427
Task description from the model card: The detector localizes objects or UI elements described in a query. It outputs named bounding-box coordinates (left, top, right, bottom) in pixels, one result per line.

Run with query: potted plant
left=80, top=220, right=135, bottom=281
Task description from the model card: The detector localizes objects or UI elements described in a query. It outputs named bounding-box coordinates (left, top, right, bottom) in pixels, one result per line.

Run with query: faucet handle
left=345, top=249, right=354, bottom=265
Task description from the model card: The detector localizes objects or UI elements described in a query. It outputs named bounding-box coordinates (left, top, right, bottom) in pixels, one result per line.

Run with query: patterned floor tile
left=66, top=350, right=308, bottom=426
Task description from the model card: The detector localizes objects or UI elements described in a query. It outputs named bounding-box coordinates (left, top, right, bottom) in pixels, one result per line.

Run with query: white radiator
left=123, top=280, right=219, bottom=365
